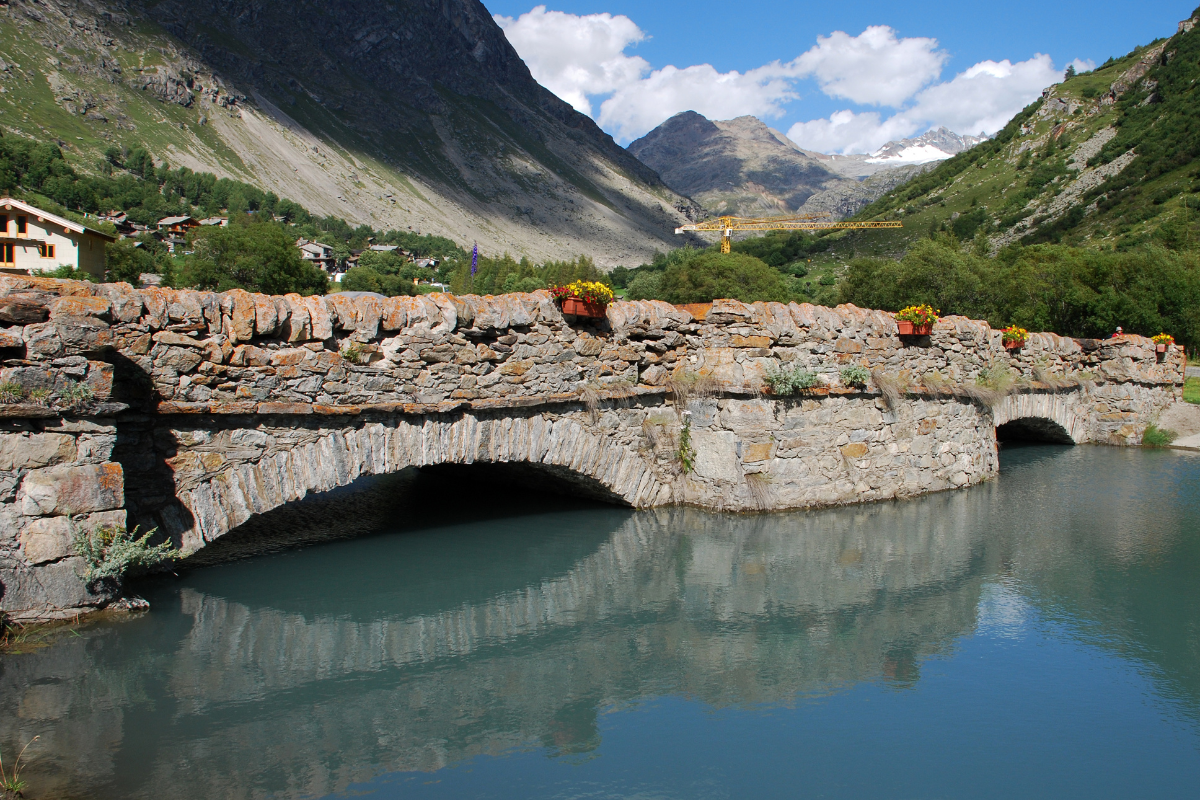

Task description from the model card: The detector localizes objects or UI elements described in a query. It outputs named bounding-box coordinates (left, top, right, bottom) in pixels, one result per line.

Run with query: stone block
left=208, top=401, right=258, bottom=414
left=306, top=295, right=334, bottom=340
left=0, top=432, right=75, bottom=470
left=641, top=365, right=668, bottom=386
left=153, top=331, right=204, bottom=348
left=0, top=327, right=23, bottom=348
left=20, top=463, right=124, bottom=516
left=270, top=348, right=313, bottom=366
left=0, top=296, right=49, bottom=325
left=156, top=346, right=203, bottom=374
left=258, top=402, right=313, bottom=414
left=19, top=516, right=74, bottom=564
left=499, top=359, right=535, bottom=376
left=23, top=322, right=64, bottom=358
left=731, top=335, right=771, bottom=349
left=742, top=442, right=774, bottom=463
left=840, top=443, right=869, bottom=459
left=573, top=337, right=603, bottom=357
left=56, top=315, right=113, bottom=352
left=85, top=361, right=114, bottom=400
left=226, top=289, right=256, bottom=343
left=49, top=295, right=110, bottom=320
left=253, top=293, right=278, bottom=335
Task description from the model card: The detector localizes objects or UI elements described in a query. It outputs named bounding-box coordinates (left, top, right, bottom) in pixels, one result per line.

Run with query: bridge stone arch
left=991, top=393, right=1088, bottom=444
left=162, top=409, right=673, bottom=555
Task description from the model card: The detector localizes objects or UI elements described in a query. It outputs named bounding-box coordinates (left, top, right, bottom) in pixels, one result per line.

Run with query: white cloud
left=787, top=54, right=1063, bottom=154
left=494, top=5, right=650, bottom=116
left=597, top=63, right=799, bottom=143
left=786, top=110, right=915, bottom=154
left=908, top=55, right=1061, bottom=136
left=496, top=8, right=1070, bottom=150
left=792, top=26, right=946, bottom=107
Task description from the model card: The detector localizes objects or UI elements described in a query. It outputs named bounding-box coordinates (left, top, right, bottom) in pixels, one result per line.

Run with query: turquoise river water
left=2, top=444, right=1199, bottom=799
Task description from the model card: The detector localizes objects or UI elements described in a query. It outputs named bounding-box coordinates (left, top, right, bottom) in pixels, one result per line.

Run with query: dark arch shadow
left=176, top=461, right=631, bottom=570
left=997, top=417, right=1075, bottom=445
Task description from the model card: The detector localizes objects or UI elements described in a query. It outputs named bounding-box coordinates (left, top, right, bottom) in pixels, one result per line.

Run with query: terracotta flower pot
left=561, top=296, right=607, bottom=318
left=896, top=321, right=932, bottom=336
left=1156, top=343, right=1168, bottom=353
left=1004, top=340, right=1023, bottom=350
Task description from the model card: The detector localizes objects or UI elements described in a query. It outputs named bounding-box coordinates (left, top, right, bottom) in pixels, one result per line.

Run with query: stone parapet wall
left=0, top=277, right=1183, bottom=414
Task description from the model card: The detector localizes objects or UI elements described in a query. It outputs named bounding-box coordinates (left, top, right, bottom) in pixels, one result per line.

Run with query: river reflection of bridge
left=3, top=447, right=1198, bottom=800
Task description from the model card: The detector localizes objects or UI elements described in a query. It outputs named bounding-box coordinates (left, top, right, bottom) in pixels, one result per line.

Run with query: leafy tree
left=658, top=251, right=792, bottom=304
left=625, top=270, right=663, bottom=300
left=839, top=236, right=1200, bottom=347
left=339, top=266, right=416, bottom=297
left=104, top=239, right=159, bottom=285
left=181, top=218, right=328, bottom=295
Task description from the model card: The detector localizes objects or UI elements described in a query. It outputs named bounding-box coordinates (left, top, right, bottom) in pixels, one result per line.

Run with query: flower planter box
left=561, top=296, right=608, bottom=319
left=1004, top=340, right=1024, bottom=350
left=896, top=321, right=933, bottom=336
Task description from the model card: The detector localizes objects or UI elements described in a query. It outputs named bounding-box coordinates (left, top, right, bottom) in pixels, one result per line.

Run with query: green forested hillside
left=848, top=8, right=1200, bottom=252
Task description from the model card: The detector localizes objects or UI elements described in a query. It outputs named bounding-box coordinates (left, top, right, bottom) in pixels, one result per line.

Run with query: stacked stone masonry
left=0, top=277, right=1184, bottom=621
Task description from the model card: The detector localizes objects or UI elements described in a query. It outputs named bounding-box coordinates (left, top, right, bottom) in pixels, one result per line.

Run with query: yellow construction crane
left=675, top=213, right=903, bottom=253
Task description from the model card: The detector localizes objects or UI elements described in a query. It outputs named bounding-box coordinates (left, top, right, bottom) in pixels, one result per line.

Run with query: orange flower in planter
left=1002, top=326, right=1028, bottom=349
left=894, top=305, right=938, bottom=335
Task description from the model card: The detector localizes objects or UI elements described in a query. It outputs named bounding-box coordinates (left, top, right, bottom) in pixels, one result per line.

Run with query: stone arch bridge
left=0, top=277, right=1183, bottom=619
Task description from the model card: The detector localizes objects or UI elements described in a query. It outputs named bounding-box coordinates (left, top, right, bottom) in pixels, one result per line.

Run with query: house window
left=15, top=216, right=27, bottom=236
left=1, top=243, right=13, bottom=266
left=0, top=215, right=7, bottom=233
left=38, top=243, right=56, bottom=259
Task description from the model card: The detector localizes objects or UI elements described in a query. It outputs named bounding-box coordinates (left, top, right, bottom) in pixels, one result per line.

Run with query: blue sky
left=483, top=1, right=1198, bottom=151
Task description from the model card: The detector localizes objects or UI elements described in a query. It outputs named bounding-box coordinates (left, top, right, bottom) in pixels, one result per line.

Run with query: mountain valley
left=0, top=0, right=702, bottom=266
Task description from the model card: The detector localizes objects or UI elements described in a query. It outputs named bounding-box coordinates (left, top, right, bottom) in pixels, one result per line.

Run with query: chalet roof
left=0, top=197, right=117, bottom=241
left=199, top=217, right=228, bottom=226
left=157, top=215, right=195, bottom=227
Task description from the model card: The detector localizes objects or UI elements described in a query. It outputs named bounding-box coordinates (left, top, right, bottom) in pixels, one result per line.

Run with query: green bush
left=72, top=524, right=180, bottom=589
left=840, top=365, right=870, bottom=387
left=625, top=270, right=664, bottom=300
left=659, top=251, right=792, bottom=304
left=1141, top=424, right=1178, bottom=447
left=181, top=217, right=329, bottom=295
left=104, top=238, right=160, bottom=285
left=339, top=266, right=416, bottom=297
left=764, top=363, right=819, bottom=395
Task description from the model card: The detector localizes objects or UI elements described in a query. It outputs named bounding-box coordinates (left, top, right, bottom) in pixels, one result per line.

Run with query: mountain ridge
left=627, top=110, right=985, bottom=221
left=0, top=0, right=703, bottom=265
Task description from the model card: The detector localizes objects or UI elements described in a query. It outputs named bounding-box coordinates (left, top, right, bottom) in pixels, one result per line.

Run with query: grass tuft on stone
left=1141, top=424, right=1178, bottom=447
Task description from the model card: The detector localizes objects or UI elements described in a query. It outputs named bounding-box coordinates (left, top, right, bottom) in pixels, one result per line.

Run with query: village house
left=296, top=238, right=336, bottom=272
left=157, top=215, right=200, bottom=253
left=0, top=198, right=116, bottom=279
